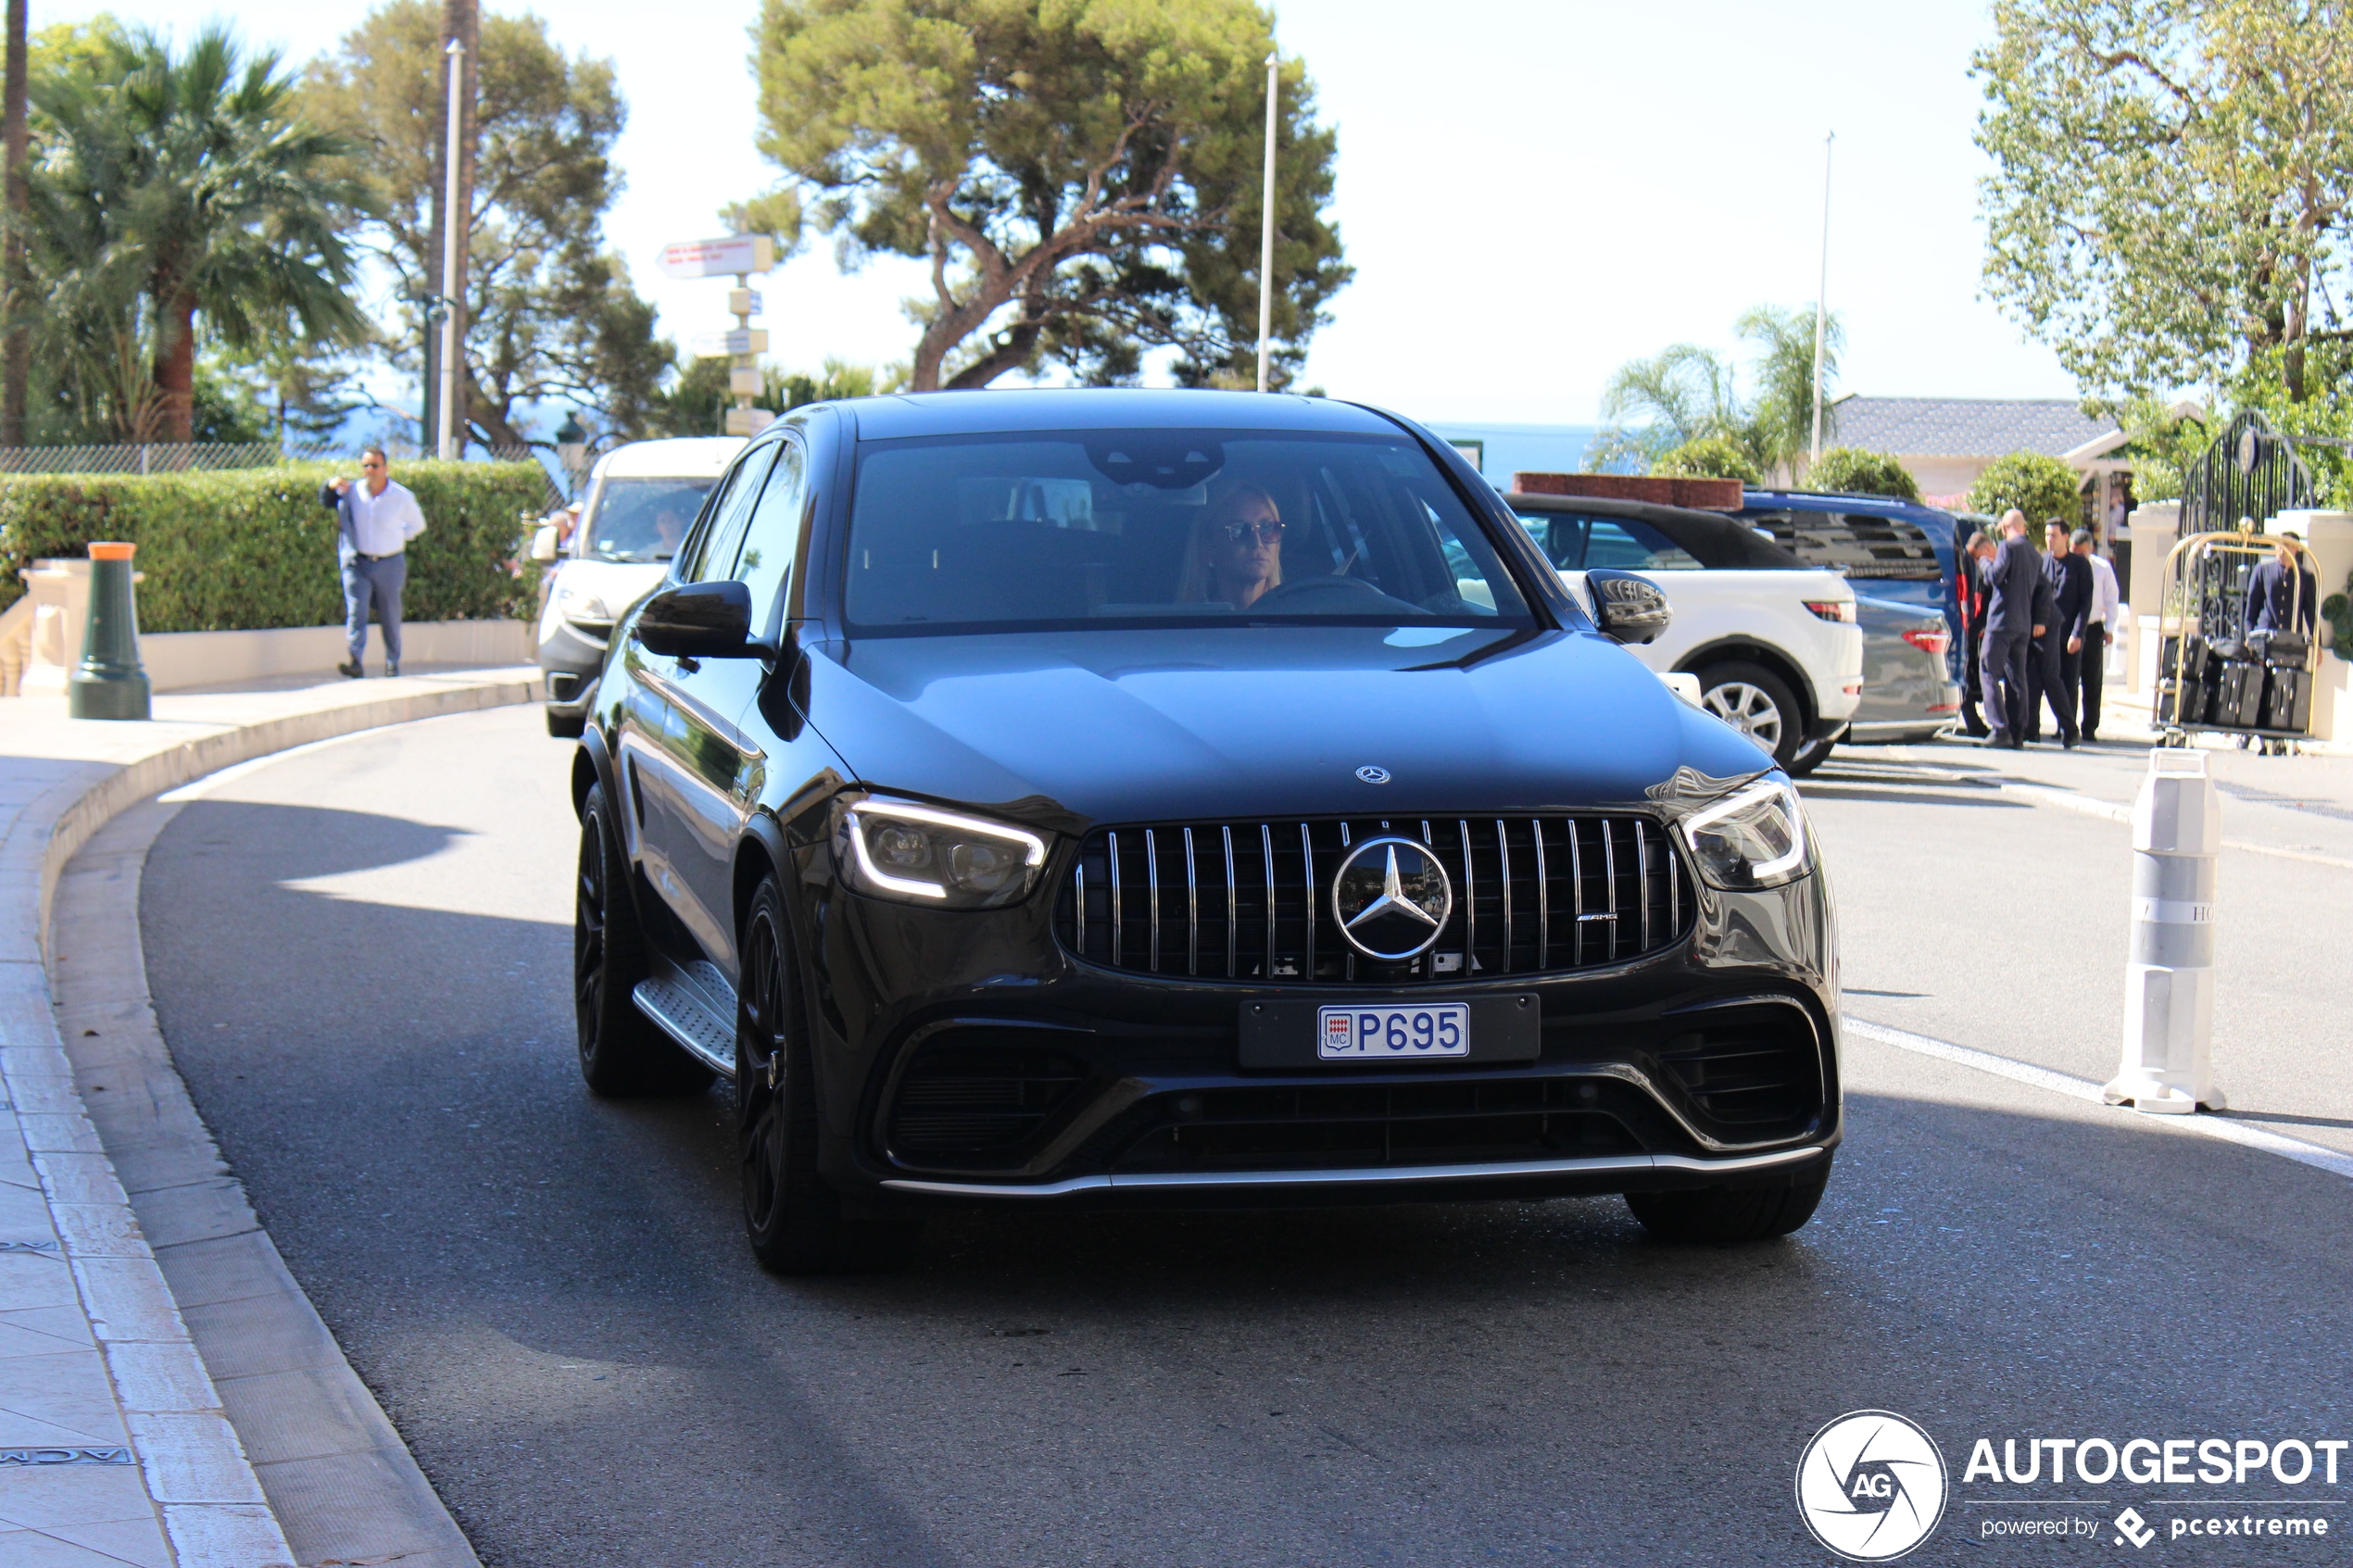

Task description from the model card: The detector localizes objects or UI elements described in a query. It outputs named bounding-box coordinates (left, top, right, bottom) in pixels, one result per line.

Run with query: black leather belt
left=351, top=551, right=402, bottom=562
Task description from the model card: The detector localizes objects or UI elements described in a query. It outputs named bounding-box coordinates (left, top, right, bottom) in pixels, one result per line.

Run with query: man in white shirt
left=2072, top=528, right=2121, bottom=742
left=319, top=445, right=428, bottom=677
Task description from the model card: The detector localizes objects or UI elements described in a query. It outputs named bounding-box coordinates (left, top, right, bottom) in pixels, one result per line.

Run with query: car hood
left=552, top=558, right=669, bottom=612
left=798, top=624, right=1772, bottom=828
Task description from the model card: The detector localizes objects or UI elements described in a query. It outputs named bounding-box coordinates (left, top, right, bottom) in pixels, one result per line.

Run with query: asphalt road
left=138, top=707, right=2353, bottom=1566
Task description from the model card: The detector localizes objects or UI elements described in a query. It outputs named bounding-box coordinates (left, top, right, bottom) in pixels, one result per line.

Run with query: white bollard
left=2103, top=748, right=2223, bottom=1114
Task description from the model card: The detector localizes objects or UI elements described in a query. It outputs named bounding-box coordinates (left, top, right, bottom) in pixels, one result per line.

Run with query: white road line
left=1842, top=1016, right=2353, bottom=1183
left=1957, top=775, right=2353, bottom=872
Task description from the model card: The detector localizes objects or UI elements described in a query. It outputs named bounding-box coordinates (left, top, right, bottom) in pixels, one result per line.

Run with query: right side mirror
left=1586, top=569, right=1672, bottom=645
left=529, top=524, right=559, bottom=563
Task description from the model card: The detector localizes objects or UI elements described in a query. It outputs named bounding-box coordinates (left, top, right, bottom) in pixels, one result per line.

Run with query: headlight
left=1678, top=778, right=1810, bottom=889
left=836, top=796, right=1051, bottom=909
left=554, top=583, right=614, bottom=627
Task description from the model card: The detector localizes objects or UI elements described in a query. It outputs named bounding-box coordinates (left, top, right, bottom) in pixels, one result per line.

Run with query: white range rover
left=1510, top=492, right=1863, bottom=774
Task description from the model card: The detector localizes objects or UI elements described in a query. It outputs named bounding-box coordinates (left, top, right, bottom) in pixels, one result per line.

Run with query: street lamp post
left=1255, top=52, right=1277, bottom=394
left=1808, top=130, right=1834, bottom=470
left=436, top=38, right=465, bottom=460
left=555, top=411, right=587, bottom=496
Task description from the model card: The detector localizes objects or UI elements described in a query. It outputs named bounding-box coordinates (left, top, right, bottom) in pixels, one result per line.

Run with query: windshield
left=584, top=476, right=719, bottom=563
left=843, top=430, right=1532, bottom=633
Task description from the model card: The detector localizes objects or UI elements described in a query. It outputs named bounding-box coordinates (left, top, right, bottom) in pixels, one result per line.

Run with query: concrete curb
left=57, top=798, right=484, bottom=1568
left=0, top=672, right=531, bottom=1565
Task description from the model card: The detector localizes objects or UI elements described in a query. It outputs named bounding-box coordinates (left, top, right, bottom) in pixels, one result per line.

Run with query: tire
left=1624, top=1157, right=1831, bottom=1244
left=1786, top=735, right=1834, bottom=778
left=1696, top=661, right=1806, bottom=771
left=736, top=875, right=918, bottom=1274
left=546, top=707, right=586, bottom=738
left=573, top=783, right=714, bottom=1097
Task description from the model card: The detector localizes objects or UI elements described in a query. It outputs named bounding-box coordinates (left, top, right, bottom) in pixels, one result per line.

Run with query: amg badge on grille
left=1330, top=837, right=1453, bottom=960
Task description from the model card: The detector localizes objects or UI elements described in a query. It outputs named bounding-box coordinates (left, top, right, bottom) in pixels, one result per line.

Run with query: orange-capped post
left=68, top=540, right=150, bottom=719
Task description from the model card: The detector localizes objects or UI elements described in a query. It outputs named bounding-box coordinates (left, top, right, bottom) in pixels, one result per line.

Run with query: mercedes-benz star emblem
left=1355, top=765, right=1390, bottom=784
left=1330, top=837, right=1453, bottom=960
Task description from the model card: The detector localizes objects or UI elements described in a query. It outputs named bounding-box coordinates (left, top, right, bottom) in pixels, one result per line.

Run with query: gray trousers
left=342, top=552, right=407, bottom=665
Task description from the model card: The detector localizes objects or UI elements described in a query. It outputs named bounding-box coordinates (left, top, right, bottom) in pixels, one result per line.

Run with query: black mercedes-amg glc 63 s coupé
left=569, top=389, right=1839, bottom=1273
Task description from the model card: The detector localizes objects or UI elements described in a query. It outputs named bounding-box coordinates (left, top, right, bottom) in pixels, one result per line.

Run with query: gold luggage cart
left=2152, top=525, right=2318, bottom=753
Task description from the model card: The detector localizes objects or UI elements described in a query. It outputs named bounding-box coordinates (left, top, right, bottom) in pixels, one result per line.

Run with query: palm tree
left=1588, top=343, right=1745, bottom=471
left=1737, top=304, right=1842, bottom=483
left=30, top=24, right=367, bottom=442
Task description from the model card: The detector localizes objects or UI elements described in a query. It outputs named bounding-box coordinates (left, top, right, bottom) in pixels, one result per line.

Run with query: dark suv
left=570, top=390, right=1842, bottom=1273
left=1737, top=489, right=1967, bottom=679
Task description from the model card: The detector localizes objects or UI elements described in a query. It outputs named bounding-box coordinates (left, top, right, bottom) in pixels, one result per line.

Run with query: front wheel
left=1696, top=661, right=1805, bottom=771
left=1624, top=1158, right=1831, bottom=1244
left=737, top=875, right=917, bottom=1274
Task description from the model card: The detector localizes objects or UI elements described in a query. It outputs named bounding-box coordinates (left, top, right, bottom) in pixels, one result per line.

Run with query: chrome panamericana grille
left=1053, top=816, right=1693, bottom=984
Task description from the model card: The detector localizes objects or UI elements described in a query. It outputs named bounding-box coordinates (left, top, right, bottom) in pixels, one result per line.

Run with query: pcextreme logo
left=1795, top=1410, right=1951, bottom=1562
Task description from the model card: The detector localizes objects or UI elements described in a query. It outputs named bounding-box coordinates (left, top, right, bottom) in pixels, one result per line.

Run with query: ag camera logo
left=1796, top=1411, right=1949, bottom=1561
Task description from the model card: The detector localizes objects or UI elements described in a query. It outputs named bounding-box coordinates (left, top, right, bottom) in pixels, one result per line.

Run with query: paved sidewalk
left=0, top=668, right=534, bottom=1566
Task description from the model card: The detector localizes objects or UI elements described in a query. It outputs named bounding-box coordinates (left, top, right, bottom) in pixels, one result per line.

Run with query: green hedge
left=0, top=459, right=549, bottom=632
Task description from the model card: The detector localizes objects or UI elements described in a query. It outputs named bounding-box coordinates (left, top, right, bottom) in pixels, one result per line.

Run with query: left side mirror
left=1586, top=569, right=1672, bottom=645
left=635, top=580, right=759, bottom=659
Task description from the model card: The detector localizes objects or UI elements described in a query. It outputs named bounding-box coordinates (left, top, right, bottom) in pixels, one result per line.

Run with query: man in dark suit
left=2244, top=531, right=2319, bottom=634
left=2024, top=519, right=2086, bottom=747
left=1978, top=512, right=2046, bottom=748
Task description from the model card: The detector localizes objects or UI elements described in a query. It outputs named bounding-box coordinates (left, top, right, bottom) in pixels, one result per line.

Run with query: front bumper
left=539, top=618, right=610, bottom=715
left=883, top=1144, right=1832, bottom=1205
left=803, top=859, right=1842, bottom=1206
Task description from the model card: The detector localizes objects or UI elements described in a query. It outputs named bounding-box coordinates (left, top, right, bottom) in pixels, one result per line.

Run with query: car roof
left=843, top=387, right=1406, bottom=441
left=594, top=437, right=745, bottom=479
left=1504, top=490, right=1803, bottom=570
left=1742, top=487, right=1956, bottom=520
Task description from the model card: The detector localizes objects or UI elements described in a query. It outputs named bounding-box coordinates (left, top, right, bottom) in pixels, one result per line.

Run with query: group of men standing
left=1962, top=508, right=2120, bottom=749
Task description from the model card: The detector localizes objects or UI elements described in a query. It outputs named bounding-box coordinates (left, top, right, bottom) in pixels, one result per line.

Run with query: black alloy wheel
left=573, top=783, right=712, bottom=1096
left=736, top=875, right=916, bottom=1274
left=1623, top=1156, right=1832, bottom=1244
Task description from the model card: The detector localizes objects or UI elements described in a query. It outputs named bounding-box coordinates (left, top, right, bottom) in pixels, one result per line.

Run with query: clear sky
left=50, top=0, right=2078, bottom=432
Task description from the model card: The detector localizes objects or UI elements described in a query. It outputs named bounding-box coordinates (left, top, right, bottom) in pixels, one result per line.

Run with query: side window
left=731, top=436, right=807, bottom=628
left=1747, top=508, right=1938, bottom=580
left=1518, top=512, right=1584, bottom=570
left=1583, top=517, right=1703, bottom=571
left=680, top=446, right=779, bottom=583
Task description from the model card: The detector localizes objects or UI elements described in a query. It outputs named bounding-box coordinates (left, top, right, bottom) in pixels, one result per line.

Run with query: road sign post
left=658, top=236, right=777, bottom=438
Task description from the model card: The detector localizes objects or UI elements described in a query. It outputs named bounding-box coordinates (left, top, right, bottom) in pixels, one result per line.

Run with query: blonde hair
left=1177, top=485, right=1284, bottom=603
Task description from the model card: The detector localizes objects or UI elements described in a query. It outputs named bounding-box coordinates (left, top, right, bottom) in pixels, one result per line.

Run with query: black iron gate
left=2177, top=408, right=2316, bottom=536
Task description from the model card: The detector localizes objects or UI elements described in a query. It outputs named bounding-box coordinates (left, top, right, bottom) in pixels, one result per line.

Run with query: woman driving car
left=1177, top=485, right=1285, bottom=609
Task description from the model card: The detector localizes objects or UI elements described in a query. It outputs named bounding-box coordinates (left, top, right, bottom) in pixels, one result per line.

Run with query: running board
left=632, top=960, right=737, bottom=1078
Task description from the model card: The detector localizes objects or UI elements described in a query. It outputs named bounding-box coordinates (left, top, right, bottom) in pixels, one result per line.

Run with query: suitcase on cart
left=2259, top=667, right=2311, bottom=732
left=2218, top=661, right=2266, bottom=727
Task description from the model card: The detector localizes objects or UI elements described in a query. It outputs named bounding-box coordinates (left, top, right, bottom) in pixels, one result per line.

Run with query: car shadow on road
left=135, top=793, right=2353, bottom=1568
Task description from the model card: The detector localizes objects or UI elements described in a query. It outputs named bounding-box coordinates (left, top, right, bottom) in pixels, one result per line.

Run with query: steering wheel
left=1246, top=574, right=1416, bottom=614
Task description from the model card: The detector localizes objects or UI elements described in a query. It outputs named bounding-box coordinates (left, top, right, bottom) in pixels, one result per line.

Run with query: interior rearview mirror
left=634, top=580, right=759, bottom=659
left=1585, top=569, right=1672, bottom=646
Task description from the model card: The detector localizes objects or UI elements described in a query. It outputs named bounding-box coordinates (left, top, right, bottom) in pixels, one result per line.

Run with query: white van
left=535, top=437, right=743, bottom=735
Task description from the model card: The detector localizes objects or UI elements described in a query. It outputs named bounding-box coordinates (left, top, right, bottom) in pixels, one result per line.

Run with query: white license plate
left=1317, top=1003, right=1470, bottom=1061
